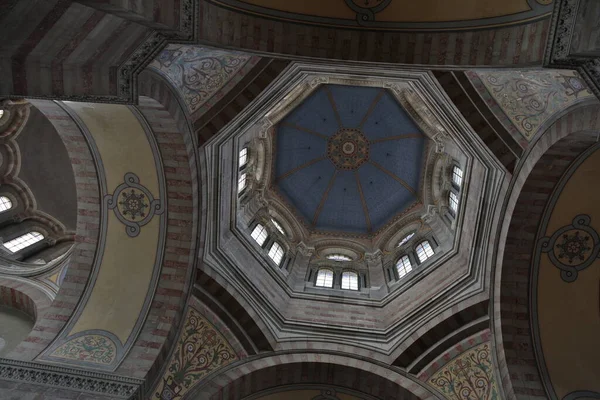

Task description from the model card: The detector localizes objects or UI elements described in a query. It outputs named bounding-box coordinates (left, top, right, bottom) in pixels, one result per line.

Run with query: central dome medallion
left=273, top=84, right=428, bottom=235
left=327, top=128, right=370, bottom=170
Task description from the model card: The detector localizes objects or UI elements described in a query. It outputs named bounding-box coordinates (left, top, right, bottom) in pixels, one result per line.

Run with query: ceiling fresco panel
left=273, top=84, right=426, bottom=235
left=149, top=45, right=260, bottom=115
left=466, top=69, right=594, bottom=142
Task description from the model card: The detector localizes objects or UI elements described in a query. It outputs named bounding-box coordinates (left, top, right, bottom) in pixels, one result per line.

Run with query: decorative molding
left=164, top=0, right=197, bottom=42
left=0, top=358, right=143, bottom=399
left=544, top=0, right=600, bottom=99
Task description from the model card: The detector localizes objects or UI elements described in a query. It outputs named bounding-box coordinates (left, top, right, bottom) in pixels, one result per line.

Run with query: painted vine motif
left=150, top=45, right=254, bottom=114
left=50, top=334, right=117, bottom=365
left=476, top=70, right=591, bottom=141
left=429, top=342, right=499, bottom=400
left=153, top=308, right=238, bottom=400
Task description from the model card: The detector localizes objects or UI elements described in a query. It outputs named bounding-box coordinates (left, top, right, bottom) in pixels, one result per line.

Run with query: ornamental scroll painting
left=429, top=342, right=500, bottom=400
left=539, top=214, right=600, bottom=283
left=49, top=333, right=118, bottom=366
left=105, top=173, right=164, bottom=237
left=153, top=308, right=238, bottom=400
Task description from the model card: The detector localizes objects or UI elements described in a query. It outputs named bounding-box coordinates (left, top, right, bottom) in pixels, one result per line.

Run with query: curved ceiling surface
left=273, top=85, right=427, bottom=235
left=211, top=0, right=553, bottom=30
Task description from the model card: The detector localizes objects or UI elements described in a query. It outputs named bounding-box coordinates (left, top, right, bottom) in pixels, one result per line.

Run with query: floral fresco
left=153, top=307, right=238, bottom=400
left=429, top=342, right=500, bottom=400
left=50, top=334, right=117, bottom=365
left=468, top=69, right=593, bottom=142
left=149, top=45, right=260, bottom=115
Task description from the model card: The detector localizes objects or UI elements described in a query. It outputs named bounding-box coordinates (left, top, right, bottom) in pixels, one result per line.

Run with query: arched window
left=0, top=196, right=13, bottom=213
left=416, top=240, right=434, bottom=263
left=268, top=241, right=284, bottom=265
left=341, top=271, right=358, bottom=290
left=271, top=218, right=285, bottom=236
left=449, top=191, right=459, bottom=212
left=239, top=147, right=248, bottom=168
left=452, top=166, right=463, bottom=187
left=326, top=254, right=351, bottom=261
left=397, top=232, right=415, bottom=247
left=238, top=172, right=247, bottom=193
left=396, top=255, right=413, bottom=278
left=315, top=269, right=334, bottom=288
left=250, top=224, right=268, bottom=246
left=4, top=231, right=44, bottom=253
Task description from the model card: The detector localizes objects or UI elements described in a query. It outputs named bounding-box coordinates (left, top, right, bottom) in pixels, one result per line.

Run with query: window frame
left=315, top=268, right=334, bottom=288
left=395, top=255, right=413, bottom=279
left=271, top=218, right=285, bottom=236
left=3, top=231, right=44, bottom=254
left=415, top=240, right=434, bottom=263
left=237, top=172, right=247, bottom=193
left=341, top=271, right=359, bottom=290
left=0, top=196, right=13, bottom=213
left=449, top=191, right=459, bottom=213
left=397, top=232, right=415, bottom=248
left=250, top=223, right=268, bottom=247
left=268, top=241, right=284, bottom=265
left=239, top=147, right=248, bottom=168
left=452, top=165, right=463, bottom=188
left=326, top=253, right=352, bottom=262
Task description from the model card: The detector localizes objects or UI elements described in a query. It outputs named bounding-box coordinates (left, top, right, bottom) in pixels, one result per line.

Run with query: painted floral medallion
left=327, top=128, right=370, bottom=170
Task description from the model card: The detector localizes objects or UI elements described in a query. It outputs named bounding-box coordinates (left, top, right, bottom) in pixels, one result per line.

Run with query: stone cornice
left=0, top=358, right=143, bottom=398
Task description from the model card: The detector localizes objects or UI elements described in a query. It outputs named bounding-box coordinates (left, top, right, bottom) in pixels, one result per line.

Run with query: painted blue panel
left=316, top=170, right=367, bottom=232
left=357, top=163, right=416, bottom=231
left=274, top=125, right=328, bottom=178
left=327, top=85, right=383, bottom=128
left=361, top=91, right=421, bottom=141
left=282, top=87, right=340, bottom=137
left=274, top=85, right=426, bottom=234
left=369, top=137, right=425, bottom=190
left=277, top=158, right=336, bottom=224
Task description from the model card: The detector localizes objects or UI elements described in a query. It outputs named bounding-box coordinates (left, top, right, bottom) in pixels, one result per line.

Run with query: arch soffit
left=492, top=102, right=600, bottom=399
left=189, top=351, right=438, bottom=400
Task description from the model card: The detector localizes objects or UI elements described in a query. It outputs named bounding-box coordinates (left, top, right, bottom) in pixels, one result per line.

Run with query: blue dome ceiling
left=273, top=84, right=427, bottom=235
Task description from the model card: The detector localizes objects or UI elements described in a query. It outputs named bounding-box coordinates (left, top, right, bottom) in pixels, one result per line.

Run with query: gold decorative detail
left=153, top=308, right=238, bottom=400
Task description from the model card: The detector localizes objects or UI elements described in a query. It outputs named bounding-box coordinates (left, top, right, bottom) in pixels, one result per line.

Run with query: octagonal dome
left=272, top=84, right=428, bottom=235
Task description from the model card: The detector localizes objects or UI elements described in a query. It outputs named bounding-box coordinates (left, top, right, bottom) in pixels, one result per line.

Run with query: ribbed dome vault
left=273, top=84, right=428, bottom=235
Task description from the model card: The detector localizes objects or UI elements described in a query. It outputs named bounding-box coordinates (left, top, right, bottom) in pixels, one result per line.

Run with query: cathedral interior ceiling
left=2, top=1, right=600, bottom=398
left=201, top=63, right=506, bottom=364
